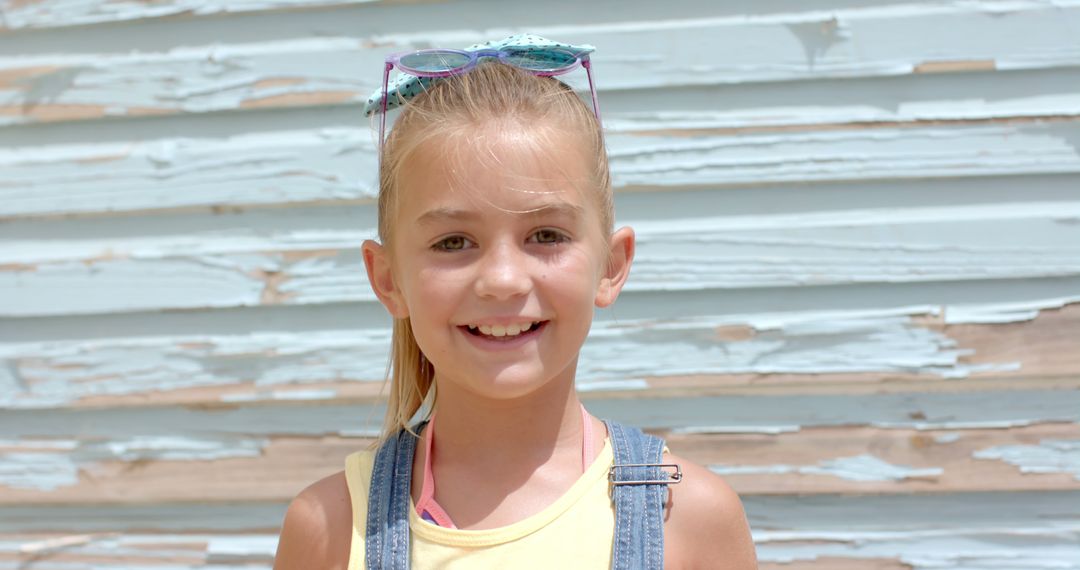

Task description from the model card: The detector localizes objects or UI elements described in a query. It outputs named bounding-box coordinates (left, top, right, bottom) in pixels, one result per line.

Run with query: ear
left=595, top=226, right=635, bottom=308
left=362, top=239, right=410, bottom=319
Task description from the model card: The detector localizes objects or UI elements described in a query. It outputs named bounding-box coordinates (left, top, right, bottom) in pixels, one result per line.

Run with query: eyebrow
left=415, top=202, right=586, bottom=226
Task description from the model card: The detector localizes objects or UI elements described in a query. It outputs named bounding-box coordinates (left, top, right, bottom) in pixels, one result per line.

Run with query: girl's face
left=363, top=125, right=633, bottom=402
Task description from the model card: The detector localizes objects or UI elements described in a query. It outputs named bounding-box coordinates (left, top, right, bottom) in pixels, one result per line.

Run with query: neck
left=428, top=368, right=585, bottom=469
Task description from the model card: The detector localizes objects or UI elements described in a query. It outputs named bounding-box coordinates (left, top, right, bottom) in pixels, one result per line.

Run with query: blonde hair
left=373, top=60, right=613, bottom=442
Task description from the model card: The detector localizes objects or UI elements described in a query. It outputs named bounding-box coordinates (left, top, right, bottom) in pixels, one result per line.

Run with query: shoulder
left=273, top=470, right=353, bottom=570
left=662, top=451, right=758, bottom=570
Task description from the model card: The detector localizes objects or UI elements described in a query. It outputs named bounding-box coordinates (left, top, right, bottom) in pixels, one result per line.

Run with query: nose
left=474, top=240, right=533, bottom=300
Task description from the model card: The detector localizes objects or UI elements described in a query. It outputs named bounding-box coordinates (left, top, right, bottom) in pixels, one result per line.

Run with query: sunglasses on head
left=377, top=46, right=603, bottom=154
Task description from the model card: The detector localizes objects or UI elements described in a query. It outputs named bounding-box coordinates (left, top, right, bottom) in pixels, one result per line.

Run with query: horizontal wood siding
left=2, top=1, right=1078, bottom=568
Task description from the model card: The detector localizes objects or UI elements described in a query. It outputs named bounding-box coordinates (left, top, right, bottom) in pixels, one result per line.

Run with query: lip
left=458, top=321, right=548, bottom=351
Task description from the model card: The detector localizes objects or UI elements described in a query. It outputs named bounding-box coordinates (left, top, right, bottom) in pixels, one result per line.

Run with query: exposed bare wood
left=914, top=60, right=996, bottom=73
left=760, top=558, right=912, bottom=570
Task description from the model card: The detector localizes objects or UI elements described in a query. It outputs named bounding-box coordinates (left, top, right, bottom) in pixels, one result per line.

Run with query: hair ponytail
left=378, top=317, right=435, bottom=442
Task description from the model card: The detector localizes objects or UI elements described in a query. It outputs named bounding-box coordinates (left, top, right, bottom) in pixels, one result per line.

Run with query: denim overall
left=365, top=419, right=678, bottom=569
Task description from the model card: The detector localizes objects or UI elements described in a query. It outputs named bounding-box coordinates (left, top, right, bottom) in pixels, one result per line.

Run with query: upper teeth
left=469, top=322, right=540, bottom=337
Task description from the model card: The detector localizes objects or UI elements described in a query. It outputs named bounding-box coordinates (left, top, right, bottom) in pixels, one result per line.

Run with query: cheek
left=545, top=244, right=605, bottom=299
left=391, top=255, right=450, bottom=314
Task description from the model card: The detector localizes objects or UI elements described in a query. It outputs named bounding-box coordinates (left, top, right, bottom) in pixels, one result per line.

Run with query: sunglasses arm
left=379, top=61, right=393, bottom=156
left=582, top=58, right=605, bottom=144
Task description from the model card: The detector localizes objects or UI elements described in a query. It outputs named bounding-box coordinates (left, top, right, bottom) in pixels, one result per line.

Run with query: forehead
left=395, top=123, right=595, bottom=221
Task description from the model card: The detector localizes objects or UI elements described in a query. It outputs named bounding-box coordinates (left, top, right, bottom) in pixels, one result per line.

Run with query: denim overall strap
left=365, top=422, right=426, bottom=570
left=604, top=420, right=669, bottom=570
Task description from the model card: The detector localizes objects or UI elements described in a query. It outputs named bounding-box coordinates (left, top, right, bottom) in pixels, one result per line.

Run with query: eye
left=530, top=228, right=569, bottom=245
left=432, top=235, right=473, bottom=251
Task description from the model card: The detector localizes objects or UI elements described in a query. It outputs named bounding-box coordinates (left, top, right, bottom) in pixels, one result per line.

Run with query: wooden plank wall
left=3, top=1, right=1080, bottom=568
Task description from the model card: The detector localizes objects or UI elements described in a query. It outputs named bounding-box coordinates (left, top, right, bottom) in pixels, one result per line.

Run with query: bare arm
left=664, top=453, right=758, bottom=570
left=273, top=471, right=352, bottom=570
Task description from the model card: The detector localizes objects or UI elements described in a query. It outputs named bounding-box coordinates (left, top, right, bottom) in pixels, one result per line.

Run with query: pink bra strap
left=416, top=403, right=593, bottom=529
left=415, top=412, right=455, bottom=528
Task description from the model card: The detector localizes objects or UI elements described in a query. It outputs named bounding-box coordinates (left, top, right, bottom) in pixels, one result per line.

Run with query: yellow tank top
left=344, top=437, right=617, bottom=569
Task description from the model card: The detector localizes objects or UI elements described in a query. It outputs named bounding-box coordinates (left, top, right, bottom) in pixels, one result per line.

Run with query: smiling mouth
left=461, top=321, right=546, bottom=340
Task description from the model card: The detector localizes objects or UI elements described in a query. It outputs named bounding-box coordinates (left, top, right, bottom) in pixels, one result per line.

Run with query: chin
left=475, top=377, right=553, bottom=401
left=462, top=365, right=571, bottom=401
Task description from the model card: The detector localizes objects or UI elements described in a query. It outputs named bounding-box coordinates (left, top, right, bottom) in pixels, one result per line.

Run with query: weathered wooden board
left=6, top=63, right=1080, bottom=152
left=4, top=492, right=1075, bottom=565
left=2, top=0, right=1078, bottom=566
left=3, top=125, right=1078, bottom=214
left=2, top=531, right=277, bottom=568
left=4, top=200, right=1078, bottom=317
left=0, top=129, right=378, bottom=219
left=3, top=302, right=1078, bottom=409
left=691, top=422, right=1080, bottom=494
left=6, top=0, right=1044, bottom=33
left=5, top=120, right=1080, bottom=220
left=751, top=491, right=1080, bottom=569
left=4, top=422, right=1080, bottom=504
left=2, top=491, right=1078, bottom=568
left=0, top=0, right=380, bottom=31
left=3, top=2, right=1080, bottom=125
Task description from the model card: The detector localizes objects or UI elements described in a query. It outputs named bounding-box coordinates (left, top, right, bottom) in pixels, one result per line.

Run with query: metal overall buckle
left=608, top=463, right=683, bottom=486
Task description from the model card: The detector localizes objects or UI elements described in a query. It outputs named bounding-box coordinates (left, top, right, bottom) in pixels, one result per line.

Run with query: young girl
left=273, top=34, right=757, bottom=569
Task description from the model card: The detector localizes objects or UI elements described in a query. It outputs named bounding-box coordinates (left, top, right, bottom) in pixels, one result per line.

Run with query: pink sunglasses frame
left=377, top=47, right=603, bottom=156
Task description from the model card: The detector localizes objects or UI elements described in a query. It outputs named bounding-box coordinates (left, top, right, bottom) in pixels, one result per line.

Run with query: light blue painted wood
left=1, top=1, right=1079, bottom=567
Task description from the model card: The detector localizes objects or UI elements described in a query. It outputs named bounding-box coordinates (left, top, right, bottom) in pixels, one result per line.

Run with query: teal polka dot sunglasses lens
left=393, top=47, right=581, bottom=78
left=398, top=51, right=472, bottom=74
left=501, top=48, right=578, bottom=72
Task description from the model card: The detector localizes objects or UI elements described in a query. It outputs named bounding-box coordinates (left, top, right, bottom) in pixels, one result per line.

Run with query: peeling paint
left=574, top=379, right=650, bottom=391
left=1, top=0, right=378, bottom=30
left=8, top=123, right=1080, bottom=221
left=814, top=455, right=943, bottom=482
left=0, top=438, right=78, bottom=451
left=0, top=435, right=269, bottom=490
left=673, top=425, right=801, bottom=435
left=581, top=307, right=1011, bottom=383
left=874, top=419, right=1036, bottom=431
left=0, top=532, right=277, bottom=566
left=221, top=388, right=339, bottom=402
left=746, top=489, right=1080, bottom=528
left=607, top=90, right=1080, bottom=133
left=974, top=439, right=1080, bottom=480
left=0, top=452, right=79, bottom=491
left=1, top=3, right=1078, bottom=565
left=87, top=436, right=268, bottom=462
left=3, top=391, right=1076, bottom=440
left=0, top=329, right=392, bottom=408
left=207, top=534, right=279, bottom=557
left=0, top=129, right=377, bottom=219
left=710, top=454, right=942, bottom=482
left=0, top=305, right=1034, bottom=408
left=1, top=299, right=1072, bottom=408
left=945, top=295, right=1080, bottom=324
left=338, top=427, right=382, bottom=438
left=786, top=17, right=850, bottom=69
left=4, top=2, right=1080, bottom=128
left=609, top=124, right=1080, bottom=188
left=4, top=203, right=1079, bottom=317
left=756, top=532, right=1080, bottom=570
